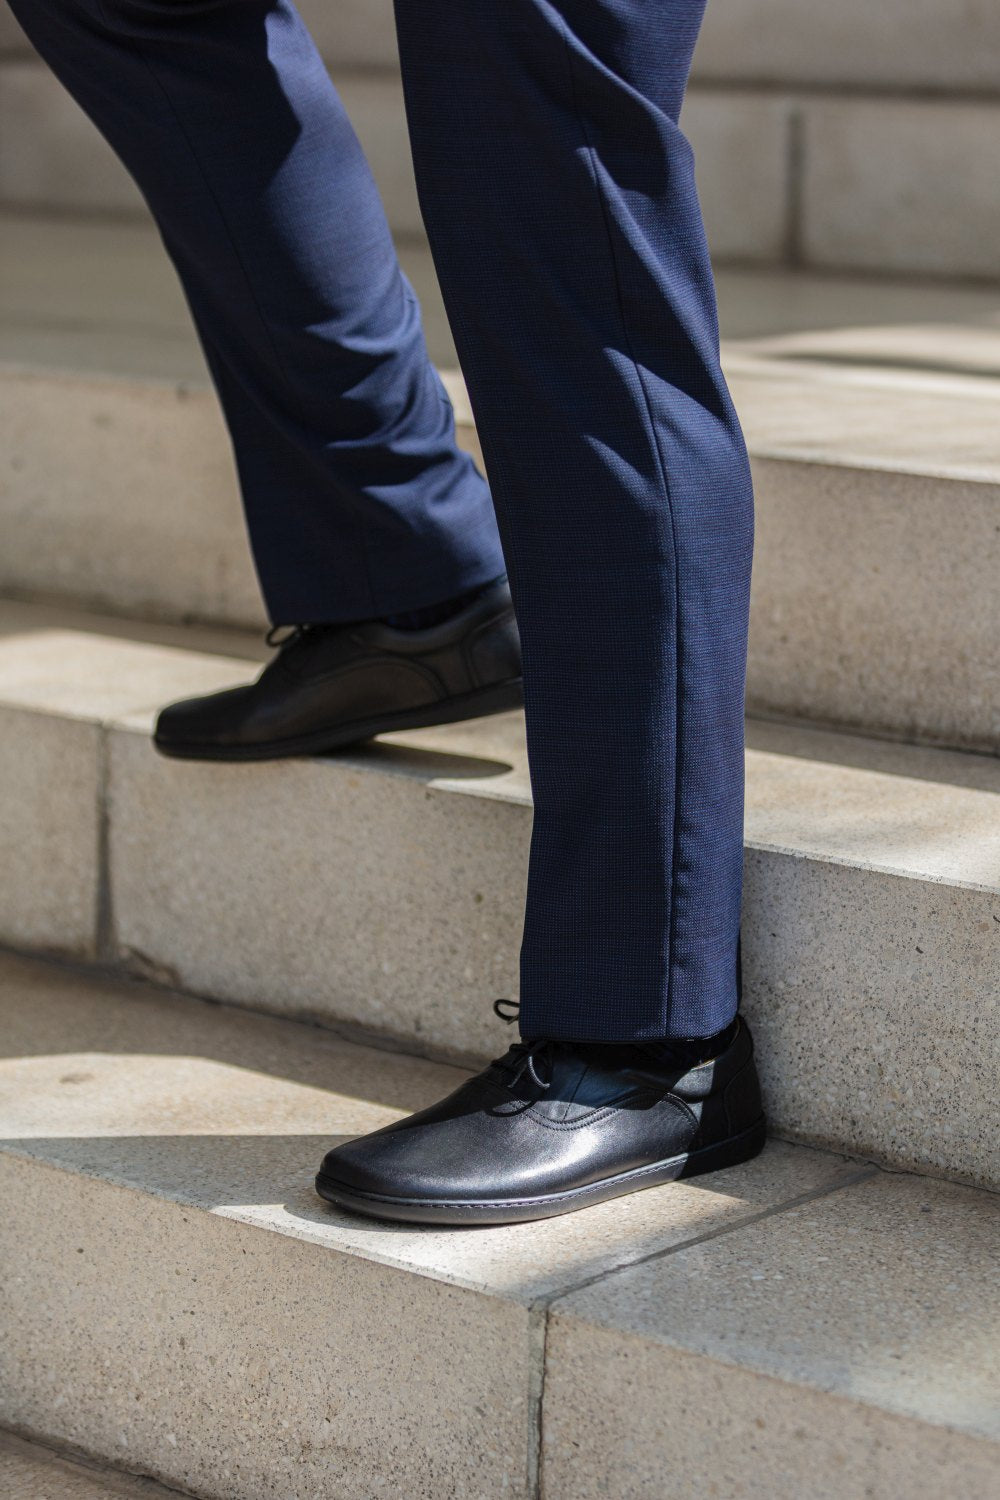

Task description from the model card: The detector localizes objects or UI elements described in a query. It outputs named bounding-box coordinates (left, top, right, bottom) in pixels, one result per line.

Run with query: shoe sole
left=314, top=1115, right=767, bottom=1227
left=153, top=676, right=524, bottom=762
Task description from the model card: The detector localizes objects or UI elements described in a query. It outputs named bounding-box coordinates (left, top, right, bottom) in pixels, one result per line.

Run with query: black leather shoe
left=315, top=1011, right=766, bottom=1225
left=154, top=577, right=522, bottom=760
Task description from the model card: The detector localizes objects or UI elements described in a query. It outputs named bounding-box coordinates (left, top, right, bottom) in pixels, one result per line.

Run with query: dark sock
left=381, top=574, right=506, bottom=631
left=496, top=999, right=738, bottom=1070
left=640, top=1017, right=740, bottom=1069
left=533, top=1019, right=738, bottom=1073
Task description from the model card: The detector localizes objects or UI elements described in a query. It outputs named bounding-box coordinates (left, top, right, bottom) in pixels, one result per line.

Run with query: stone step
left=2, top=952, right=998, bottom=1499
left=290, top=0, right=1000, bottom=94
left=544, top=1165, right=1000, bottom=1500
left=0, top=57, right=424, bottom=237
left=0, top=54, right=786, bottom=264
left=0, top=598, right=998, bottom=1191
left=7, top=0, right=1000, bottom=94
left=0, top=1428, right=185, bottom=1500
left=4, top=209, right=1000, bottom=750
left=731, top=346, right=1000, bottom=754
left=8, top=207, right=999, bottom=384
left=6, top=38, right=1000, bottom=277
left=692, top=0, right=1000, bottom=94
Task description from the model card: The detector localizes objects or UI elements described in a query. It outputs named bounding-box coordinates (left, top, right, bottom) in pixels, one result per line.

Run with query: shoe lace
left=491, top=998, right=553, bottom=1090
left=265, top=624, right=308, bottom=650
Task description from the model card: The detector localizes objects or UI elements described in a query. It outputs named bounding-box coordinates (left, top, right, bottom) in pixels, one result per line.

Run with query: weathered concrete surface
left=545, top=1171, right=1000, bottom=1499
left=692, top=0, right=1000, bottom=92
left=0, top=1429, right=181, bottom=1500
left=726, top=353, right=1000, bottom=752
left=681, top=90, right=794, bottom=263
left=0, top=365, right=263, bottom=628
left=802, top=98, right=1000, bottom=279
left=0, top=604, right=997, bottom=1185
left=0, top=953, right=854, bottom=1500
left=0, top=621, right=251, bottom=958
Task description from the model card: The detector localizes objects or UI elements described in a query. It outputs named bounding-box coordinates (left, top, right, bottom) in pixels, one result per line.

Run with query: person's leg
left=316, top=0, right=763, bottom=1226
left=393, top=0, right=753, bottom=1042
left=9, top=0, right=506, bottom=623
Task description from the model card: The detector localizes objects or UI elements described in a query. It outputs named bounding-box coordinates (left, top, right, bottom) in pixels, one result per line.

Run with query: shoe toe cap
left=155, top=684, right=254, bottom=746
left=317, top=1133, right=411, bottom=1198
left=319, top=1120, right=494, bottom=1202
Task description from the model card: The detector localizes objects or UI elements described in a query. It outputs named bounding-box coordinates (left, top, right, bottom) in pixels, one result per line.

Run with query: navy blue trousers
left=12, top=0, right=754, bottom=1042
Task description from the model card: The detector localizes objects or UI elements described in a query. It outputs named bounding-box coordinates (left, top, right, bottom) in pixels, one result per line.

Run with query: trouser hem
left=261, top=517, right=507, bottom=626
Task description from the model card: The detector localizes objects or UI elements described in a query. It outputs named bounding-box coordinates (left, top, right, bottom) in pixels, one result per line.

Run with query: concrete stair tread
left=6, top=208, right=1000, bottom=381
left=0, top=594, right=266, bottom=664
left=0, top=599, right=996, bottom=877
left=0, top=211, right=453, bottom=373
left=3, top=215, right=1000, bottom=756
left=0, top=597, right=997, bottom=1195
left=7, top=45, right=1000, bottom=279
left=733, top=321, right=1000, bottom=379
left=4, top=330, right=998, bottom=487
left=4, top=212, right=999, bottom=488
left=7, top=1, right=1000, bottom=94
left=0, top=951, right=855, bottom=1303
left=546, top=1166, right=1000, bottom=1497
left=726, top=346, right=1000, bottom=482
left=0, top=1429, right=181, bottom=1500
left=2, top=951, right=998, bottom=1498
left=3, top=598, right=1000, bottom=882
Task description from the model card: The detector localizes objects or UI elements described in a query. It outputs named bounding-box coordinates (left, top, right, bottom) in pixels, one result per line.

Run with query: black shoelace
left=490, top=998, right=730, bottom=1092
left=492, top=998, right=554, bottom=1090
left=265, top=623, right=316, bottom=650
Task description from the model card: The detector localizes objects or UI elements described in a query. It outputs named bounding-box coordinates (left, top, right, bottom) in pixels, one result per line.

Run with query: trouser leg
left=394, top=0, right=753, bottom=1039
left=9, top=0, right=505, bottom=621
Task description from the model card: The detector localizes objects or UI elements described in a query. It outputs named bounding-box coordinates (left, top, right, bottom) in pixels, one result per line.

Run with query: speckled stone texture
left=680, top=92, right=793, bottom=264
left=0, top=364, right=262, bottom=628
left=742, top=718, right=1000, bottom=1188
left=743, top=847, right=1000, bottom=1185
left=802, top=99, right=1000, bottom=279
left=2, top=954, right=997, bottom=1498
left=0, top=600, right=998, bottom=1183
left=0, top=622, right=250, bottom=959
left=544, top=1172, right=1000, bottom=1500
left=691, top=0, right=1000, bottom=91
left=0, top=702, right=98, bottom=956
left=727, top=350, right=1000, bottom=753
left=9, top=335, right=1000, bottom=752
left=3, top=1159, right=533, bottom=1500
left=106, top=710, right=530, bottom=1063
left=6, top=199, right=1000, bottom=753
left=107, top=694, right=1000, bottom=1186
left=0, top=1429, right=180, bottom=1499
left=0, top=955, right=857, bottom=1500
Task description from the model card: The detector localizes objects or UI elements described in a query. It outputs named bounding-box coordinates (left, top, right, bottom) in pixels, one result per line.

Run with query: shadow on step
left=1, top=1133, right=348, bottom=1213
left=0, top=958, right=856, bottom=1300
left=746, top=718, right=1000, bottom=793
left=1, top=1131, right=822, bottom=1306
left=336, top=739, right=515, bottom=783
left=0, top=950, right=473, bottom=1110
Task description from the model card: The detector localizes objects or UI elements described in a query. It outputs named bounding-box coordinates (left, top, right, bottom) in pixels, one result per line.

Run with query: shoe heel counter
left=724, top=1055, right=764, bottom=1135
left=467, top=610, right=522, bottom=688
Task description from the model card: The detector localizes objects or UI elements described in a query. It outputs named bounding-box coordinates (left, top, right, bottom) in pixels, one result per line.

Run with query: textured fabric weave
left=10, top=0, right=505, bottom=623
left=15, top=0, right=754, bottom=1040
left=393, top=0, right=754, bottom=1038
